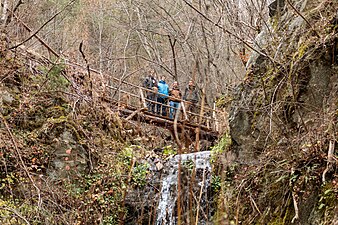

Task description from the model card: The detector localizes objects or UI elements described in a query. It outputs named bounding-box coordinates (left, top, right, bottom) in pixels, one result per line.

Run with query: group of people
left=143, top=70, right=199, bottom=120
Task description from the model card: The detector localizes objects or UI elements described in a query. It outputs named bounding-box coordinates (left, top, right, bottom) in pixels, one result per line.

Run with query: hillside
left=1, top=0, right=338, bottom=225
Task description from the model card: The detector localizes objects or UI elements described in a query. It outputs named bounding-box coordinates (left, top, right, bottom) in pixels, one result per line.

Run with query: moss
left=211, top=134, right=231, bottom=162
left=316, top=184, right=337, bottom=219
left=295, top=43, right=309, bottom=60
left=271, top=16, right=279, bottom=30
left=215, top=95, right=233, bottom=108
left=250, top=94, right=263, bottom=130
left=65, top=121, right=82, bottom=142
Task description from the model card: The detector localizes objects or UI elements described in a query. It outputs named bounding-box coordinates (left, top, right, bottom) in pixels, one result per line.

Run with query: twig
left=265, top=76, right=287, bottom=144
left=194, top=166, right=207, bottom=225
left=235, top=179, right=246, bottom=225
left=290, top=167, right=299, bottom=223
left=322, top=140, right=335, bottom=184
left=79, top=41, right=92, bottom=97
left=125, top=107, right=147, bottom=120
left=168, top=36, right=178, bottom=81
left=3, top=0, right=23, bottom=26
left=177, top=153, right=182, bottom=225
left=9, top=0, right=76, bottom=50
left=12, top=13, right=60, bottom=57
left=291, top=191, right=299, bottom=223
left=0, top=206, right=31, bottom=225
left=249, top=194, right=262, bottom=215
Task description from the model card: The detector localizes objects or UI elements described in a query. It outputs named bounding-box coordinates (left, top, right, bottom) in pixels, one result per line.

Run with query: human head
left=188, top=80, right=194, bottom=86
left=173, top=81, right=178, bottom=86
left=160, top=76, right=166, bottom=81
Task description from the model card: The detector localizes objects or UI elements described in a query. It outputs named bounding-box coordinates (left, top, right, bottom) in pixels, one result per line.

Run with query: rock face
left=48, top=130, right=89, bottom=179
left=229, top=0, right=338, bottom=163
left=228, top=0, right=337, bottom=224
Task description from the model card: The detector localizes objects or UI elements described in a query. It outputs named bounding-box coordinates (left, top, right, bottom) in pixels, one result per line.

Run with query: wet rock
left=155, top=161, right=163, bottom=171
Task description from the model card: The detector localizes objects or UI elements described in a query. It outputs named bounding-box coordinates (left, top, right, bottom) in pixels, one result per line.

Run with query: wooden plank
left=126, top=107, right=147, bottom=120
left=119, top=107, right=216, bottom=134
left=181, top=102, right=188, bottom=121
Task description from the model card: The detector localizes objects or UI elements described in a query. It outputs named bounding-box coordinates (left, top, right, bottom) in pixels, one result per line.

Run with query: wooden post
left=118, top=88, right=121, bottom=109
left=173, top=104, right=182, bottom=148
left=139, top=87, right=147, bottom=108
left=195, top=88, right=205, bottom=151
left=213, top=102, right=219, bottom=132
left=181, top=102, right=189, bottom=121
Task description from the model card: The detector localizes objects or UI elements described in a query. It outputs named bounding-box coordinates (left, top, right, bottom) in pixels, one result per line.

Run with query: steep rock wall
left=229, top=0, right=337, bottom=162
left=226, top=1, right=337, bottom=223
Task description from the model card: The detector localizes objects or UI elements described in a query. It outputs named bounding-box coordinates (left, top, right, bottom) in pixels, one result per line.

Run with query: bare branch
left=285, top=0, right=320, bottom=38
left=182, top=0, right=281, bottom=66
left=9, top=0, right=76, bottom=50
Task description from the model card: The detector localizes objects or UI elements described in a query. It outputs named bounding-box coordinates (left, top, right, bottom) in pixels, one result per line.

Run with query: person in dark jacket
left=183, top=80, right=199, bottom=114
left=143, top=69, right=157, bottom=113
left=156, top=76, right=169, bottom=116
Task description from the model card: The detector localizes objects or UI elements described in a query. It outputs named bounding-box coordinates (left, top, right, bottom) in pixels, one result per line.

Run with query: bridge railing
left=106, top=77, right=226, bottom=133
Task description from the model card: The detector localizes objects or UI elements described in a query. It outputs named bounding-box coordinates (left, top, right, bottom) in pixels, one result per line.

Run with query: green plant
left=119, top=146, right=134, bottom=166
left=210, top=134, right=231, bottom=163
left=215, top=94, right=234, bottom=108
left=132, top=163, right=150, bottom=187
left=182, top=159, right=195, bottom=171
left=37, top=63, right=69, bottom=90
left=163, top=145, right=176, bottom=155
left=318, top=187, right=335, bottom=210
left=211, top=175, right=221, bottom=191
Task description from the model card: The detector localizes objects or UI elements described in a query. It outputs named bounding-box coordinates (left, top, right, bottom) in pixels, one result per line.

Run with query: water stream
left=156, top=151, right=212, bottom=225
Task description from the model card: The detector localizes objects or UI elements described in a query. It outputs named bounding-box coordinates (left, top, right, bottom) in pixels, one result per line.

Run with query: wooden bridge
left=101, top=75, right=226, bottom=147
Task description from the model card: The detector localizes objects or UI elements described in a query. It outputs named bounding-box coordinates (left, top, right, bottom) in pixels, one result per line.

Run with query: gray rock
left=47, top=130, right=89, bottom=178
left=1, top=91, right=14, bottom=105
left=230, top=0, right=338, bottom=166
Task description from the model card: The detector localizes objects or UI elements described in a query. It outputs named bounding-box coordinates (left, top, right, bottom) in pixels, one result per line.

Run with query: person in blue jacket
left=156, top=76, right=169, bottom=116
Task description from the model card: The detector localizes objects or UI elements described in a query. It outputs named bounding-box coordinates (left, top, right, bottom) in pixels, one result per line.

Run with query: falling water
left=156, top=151, right=212, bottom=225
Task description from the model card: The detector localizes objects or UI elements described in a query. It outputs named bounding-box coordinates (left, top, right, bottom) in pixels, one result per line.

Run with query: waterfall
left=156, top=151, right=212, bottom=225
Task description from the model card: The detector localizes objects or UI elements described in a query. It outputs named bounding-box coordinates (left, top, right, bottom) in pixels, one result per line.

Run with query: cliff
left=223, top=0, right=337, bottom=224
